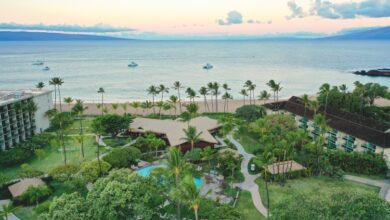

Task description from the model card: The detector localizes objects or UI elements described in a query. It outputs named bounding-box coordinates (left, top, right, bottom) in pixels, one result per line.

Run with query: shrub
left=184, top=148, right=202, bottom=162
left=48, top=112, right=74, bottom=131
left=20, top=184, right=51, bottom=207
left=49, top=164, right=80, bottom=182
left=235, top=105, right=266, bottom=122
left=326, top=150, right=387, bottom=175
left=36, top=201, right=51, bottom=214
left=103, top=147, right=141, bottom=168
left=0, top=147, right=33, bottom=167
left=19, top=163, right=44, bottom=178
left=92, top=114, right=133, bottom=137
left=80, top=160, right=111, bottom=183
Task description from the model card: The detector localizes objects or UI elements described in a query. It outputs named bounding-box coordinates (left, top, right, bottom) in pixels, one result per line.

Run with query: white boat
left=203, top=63, right=213, bottom=70
left=32, top=60, right=44, bottom=65
left=43, top=66, right=50, bottom=71
left=128, top=62, right=138, bottom=68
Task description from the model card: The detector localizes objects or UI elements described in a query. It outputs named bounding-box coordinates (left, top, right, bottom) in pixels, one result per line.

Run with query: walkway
left=226, top=135, right=268, bottom=217
left=345, top=175, right=390, bottom=202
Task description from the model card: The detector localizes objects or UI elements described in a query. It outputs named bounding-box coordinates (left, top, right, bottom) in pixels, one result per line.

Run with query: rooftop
left=8, top=178, right=45, bottom=198
left=129, top=116, right=221, bottom=146
left=0, top=89, right=51, bottom=106
left=266, top=160, right=306, bottom=175
left=264, top=96, right=390, bottom=147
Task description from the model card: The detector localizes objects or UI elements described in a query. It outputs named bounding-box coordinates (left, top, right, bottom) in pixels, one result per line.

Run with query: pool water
left=137, top=164, right=203, bottom=188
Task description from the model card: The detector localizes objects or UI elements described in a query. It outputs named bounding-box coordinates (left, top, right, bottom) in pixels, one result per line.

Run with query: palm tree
left=339, top=84, right=348, bottom=94
left=267, top=80, right=282, bottom=111
left=266, top=79, right=277, bottom=103
left=49, top=78, right=57, bottom=109
left=258, top=90, right=271, bottom=105
left=121, top=102, right=128, bottom=115
left=201, top=146, right=214, bottom=168
left=207, top=82, right=214, bottom=111
left=302, top=94, right=310, bottom=118
left=156, top=101, right=165, bottom=118
left=169, top=95, right=179, bottom=117
left=97, top=87, right=105, bottom=116
left=166, top=147, right=188, bottom=220
left=310, top=100, right=320, bottom=115
left=244, top=80, right=253, bottom=104
left=212, top=82, right=220, bottom=112
left=141, top=101, right=153, bottom=114
left=35, top=82, right=45, bottom=90
left=130, top=101, right=141, bottom=115
left=52, top=77, right=64, bottom=112
left=199, top=87, right=210, bottom=112
left=222, top=92, right=233, bottom=113
left=63, top=97, right=73, bottom=115
left=173, top=81, right=184, bottom=113
left=111, top=103, right=119, bottom=114
left=254, top=152, right=274, bottom=219
left=0, top=203, right=16, bottom=220
left=178, top=175, right=203, bottom=220
left=248, top=84, right=256, bottom=104
left=185, top=103, right=199, bottom=118
left=72, top=99, right=88, bottom=158
left=319, top=83, right=330, bottom=114
left=185, top=87, right=197, bottom=103
left=158, top=84, right=169, bottom=114
left=147, top=85, right=158, bottom=114
left=26, top=100, right=38, bottom=118
left=313, top=114, right=329, bottom=176
left=182, top=126, right=202, bottom=151
left=239, top=89, right=248, bottom=105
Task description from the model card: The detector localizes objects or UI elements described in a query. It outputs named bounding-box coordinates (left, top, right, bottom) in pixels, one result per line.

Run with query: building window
left=362, top=143, right=376, bottom=154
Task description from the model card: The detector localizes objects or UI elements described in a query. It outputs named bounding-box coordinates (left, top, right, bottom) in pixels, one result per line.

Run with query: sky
left=0, top=0, right=389, bottom=39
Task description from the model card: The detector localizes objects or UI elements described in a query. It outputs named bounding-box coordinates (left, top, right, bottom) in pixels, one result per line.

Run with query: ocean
left=0, top=40, right=389, bottom=102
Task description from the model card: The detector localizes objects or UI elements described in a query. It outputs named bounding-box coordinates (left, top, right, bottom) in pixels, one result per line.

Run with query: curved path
left=345, top=175, right=390, bottom=202
left=226, top=135, right=268, bottom=217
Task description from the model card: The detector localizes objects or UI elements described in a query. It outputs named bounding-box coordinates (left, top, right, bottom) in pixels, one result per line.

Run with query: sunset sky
left=0, top=0, right=389, bottom=39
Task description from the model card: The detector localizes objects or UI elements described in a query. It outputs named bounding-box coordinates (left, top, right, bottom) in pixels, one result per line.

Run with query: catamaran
left=32, top=60, right=44, bottom=65
left=203, top=63, right=213, bottom=70
left=128, top=62, right=138, bottom=68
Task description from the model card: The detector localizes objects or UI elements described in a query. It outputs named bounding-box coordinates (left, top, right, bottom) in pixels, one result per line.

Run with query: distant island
left=354, top=69, right=390, bottom=77
left=321, top=26, right=390, bottom=40
left=0, top=31, right=130, bottom=41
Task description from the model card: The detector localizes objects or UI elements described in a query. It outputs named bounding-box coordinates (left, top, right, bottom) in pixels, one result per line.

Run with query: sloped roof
left=8, top=178, right=45, bottom=198
left=264, top=96, right=390, bottom=148
left=266, top=160, right=306, bottom=175
left=129, top=117, right=220, bottom=146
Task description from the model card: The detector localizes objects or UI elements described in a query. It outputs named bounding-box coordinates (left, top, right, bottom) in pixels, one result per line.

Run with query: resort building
left=264, top=96, right=390, bottom=164
left=0, top=89, right=53, bottom=150
left=129, top=117, right=221, bottom=151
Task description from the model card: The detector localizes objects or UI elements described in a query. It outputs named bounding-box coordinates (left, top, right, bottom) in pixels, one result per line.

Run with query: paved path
left=227, top=135, right=268, bottom=217
left=345, top=175, right=390, bottom=202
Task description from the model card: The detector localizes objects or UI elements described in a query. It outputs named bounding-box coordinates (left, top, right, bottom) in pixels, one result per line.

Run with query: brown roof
left=8, top=178, right=45, bottom=198
left=129, top=117, right=220, bottom=146
left=264, top=96, right=390, bottom=148
left=266, top=160, right=305, bottom=175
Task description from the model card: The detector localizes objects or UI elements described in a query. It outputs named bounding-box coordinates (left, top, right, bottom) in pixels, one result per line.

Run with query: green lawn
left=14, top=206, right=39, bottom=220
left=104, top=137, right=133, bottom=148
left=235, top=190, right=266, bottom=220
left=233, top=128, right=262, bottom=154
left=2, top=136, right=107, bottom=179
left=256, top=176, right=380, bottom=210
left=63, top=117, right=95, bottom=135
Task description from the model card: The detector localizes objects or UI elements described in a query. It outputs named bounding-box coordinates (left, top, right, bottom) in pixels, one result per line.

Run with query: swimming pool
left=137, top=164, right=203, bottom=188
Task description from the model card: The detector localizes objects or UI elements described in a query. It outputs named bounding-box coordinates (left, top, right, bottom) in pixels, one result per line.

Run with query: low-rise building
left=129, top=117, right=221, bottom=151
left=0, top=89, right=53, bottom=150
left=264, top=96, right=390, bottom=164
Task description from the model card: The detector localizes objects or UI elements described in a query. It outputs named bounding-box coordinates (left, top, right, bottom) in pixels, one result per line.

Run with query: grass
left=233, top=128, right=262, bottom=154
left=256, top=176, right=380, bottom=210
left=14, top=206, right=39, bottom=220
left=63, top=117, right=95, bottom=135
left=2, top=136, right=107, bottom=179
left=345, top=172, right=387, bottom=180
left=104, top=137, right=133, bottom=148
left=202, top=112, right=235, bottom=120
left=235, top=190, right=266, bottom=220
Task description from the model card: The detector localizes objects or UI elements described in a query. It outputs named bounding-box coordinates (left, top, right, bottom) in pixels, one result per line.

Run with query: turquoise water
left=0, top=40, right=389, bottom=102
left=137, top=164, right=203, bottom=188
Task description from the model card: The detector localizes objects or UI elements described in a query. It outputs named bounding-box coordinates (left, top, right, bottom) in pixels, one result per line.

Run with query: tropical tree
left=222, top=92, right=233, bottom=113
left=254, top=152, right=274, bottom=218
left=130, top=101, right=141, bottom=115
left=258, top=90, right=271, bottom=105
left=177, top=175, right=203, bottom=220
left=310, top=100, right=320, bottom=115
left=156, top=101, right=165, bottom=117
left=49, top=78, right=57, bottom=109
left=239, top=89, right=248, bottom=105
left=207, top=82, right=214, bottom=111
left=158, top=84, right=169, bottom=114
left=182, top=126, right=202, bottom=151
left=313, top=114, right=329, bottom=176
left=141, top=101, right=153, bottom=114
left=244, top=80, right=254, bottom=104
left=185, top=103, right=199, bottom=119
left=20, top=185, right=51, bottom=207
left=147, top=85, right=158, bottom=114
left=302, top=94, right=310, bottom=118
left=168, top=95, right=179, bottom=117
left=51, top=77, right=64, bottom=112
left=72, top=99, right=88, bottom=158
left=111, top=103, right=119, bottom=114
left=212, top=82, right=220, bottom=112
left=173, top=81, right=184, bottom=113
left=97, top=87, right=105, bottom=116
left=0, top=203, right=16, bottom=220
left=186, top=87, right=197, bottom=103
left=63, top=97, right=73, bottom=109
left=36, top=82, right=45, bottom=90
left=201, top=146, right=214, bottom=168
left=319, top=83, right=331, bottom=114
left=199, top=86, right=210, bottom=112
left=120, top=102, right=128, bottom=115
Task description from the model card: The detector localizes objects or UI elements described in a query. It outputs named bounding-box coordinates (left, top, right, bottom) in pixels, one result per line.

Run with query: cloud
left=287, top=0, right=390, bottom=20
left=286, top=0, right=306, bottom=19
left=0, top=22, right=135, bottom=33
left=217, top=11, right=243, bottom=25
